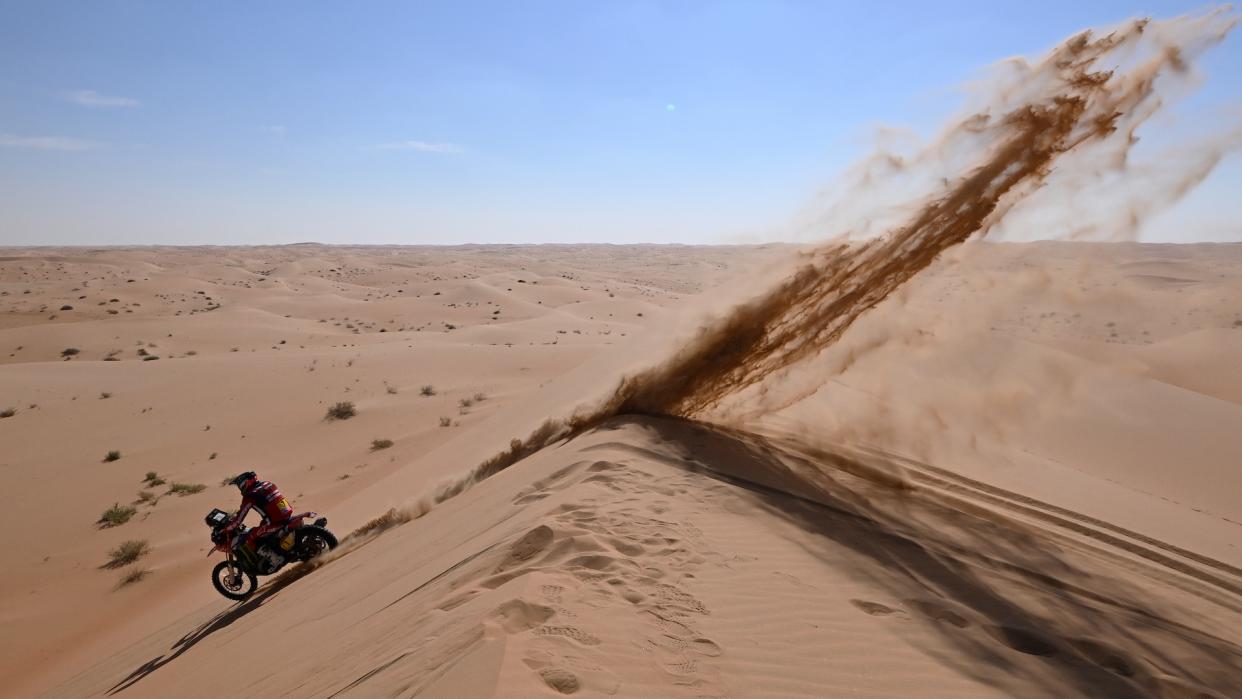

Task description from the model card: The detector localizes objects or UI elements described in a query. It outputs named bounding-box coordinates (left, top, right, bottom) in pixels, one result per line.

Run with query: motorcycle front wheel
left=211, top=560, right=257, bottom=601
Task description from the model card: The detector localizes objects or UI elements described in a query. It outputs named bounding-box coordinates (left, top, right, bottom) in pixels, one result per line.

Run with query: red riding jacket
left=235, top=479, right=293, bottom=526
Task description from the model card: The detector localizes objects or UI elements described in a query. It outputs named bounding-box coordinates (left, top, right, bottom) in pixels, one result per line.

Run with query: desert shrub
left=106, top=540, right=150, bottom=568
left=473, top=392, right=487, bottom=402
left=385, top=384, right=398, bottom=395
left=103, top=450, right=122, bottom=462
left=458, top=397, right=474, bottom=409
left=143, top=471, right=158, bottom=482
left=420, top=385, right=435, bottom=396
left=209, top=452, right=217, bottom=460
left=0, top=408, right=14, bottom=418
left=371, top=438, right=394, bottom=451
left=136, top=490, right=157, bottom=505
left=60, top=305, right=73, bottom=311
left=325, top=401, right=356, bottom=420
left=167, top=482, right=206, bottom=496
left=99, top=503, right=137, bottom=527
left=136, top=348, right=148, bottom=356
left=118, top=568, right=150, bottom=586
left=61, top=347, right=80, bottom=357
left=100, top=392, right=112, bottom=399
left=439, top=416, right=452, bottom=427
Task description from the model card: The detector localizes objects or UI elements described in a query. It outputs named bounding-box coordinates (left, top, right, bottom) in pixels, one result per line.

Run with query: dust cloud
left=357, top=11, right=1238, bottom=539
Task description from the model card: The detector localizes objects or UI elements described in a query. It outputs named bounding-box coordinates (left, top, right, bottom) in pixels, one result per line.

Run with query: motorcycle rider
left=226, top=471, right=294, bottom=554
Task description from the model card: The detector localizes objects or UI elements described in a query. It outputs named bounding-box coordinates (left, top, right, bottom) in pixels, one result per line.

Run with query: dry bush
left=118, top=568, right=151, bottom=586
left=167, top=482, right=206, bottom=496
left=105, top=540, right=150, bottom=568
left=98, top=503, right=137, bottom=528
left=103, top=450, right=122, bottom=462
left=439, top=416, right=452, bottom=427
left=325, top=401, right=356, bottom=420
left=371, top=438, right=394, bottom=451
left=420, top=385, right=435, bottom=396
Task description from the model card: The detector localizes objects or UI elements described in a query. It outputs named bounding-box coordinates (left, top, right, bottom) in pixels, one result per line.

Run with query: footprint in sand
left=984, top=625, right=1059, bottom=657
left=513, top=491, right=550, bottom=505
left=849, top=599, right=902, bottom=617
left=904, top=599, right=971, bottom=628
left=1068, top=638, right=1135, bottom=677
left=539, top=667, right=581, bottom=694
left=541, top=584, right=565, bottom=603
left=492, top=598, right=556, bottom=633
left=690, top=638, right=723, bottom=657
left=510, top=525, right=554, bottom=561
left=535, top=625, right=602, bottom=646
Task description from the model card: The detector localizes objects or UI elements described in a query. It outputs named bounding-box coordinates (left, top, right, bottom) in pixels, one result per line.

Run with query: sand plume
left=370, top=11, right=1238, bottom=532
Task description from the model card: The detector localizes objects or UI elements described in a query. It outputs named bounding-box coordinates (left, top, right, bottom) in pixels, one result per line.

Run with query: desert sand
left=6, top=12, right=1242, bottom=699
left=2, top=239, right=1241, bottom=698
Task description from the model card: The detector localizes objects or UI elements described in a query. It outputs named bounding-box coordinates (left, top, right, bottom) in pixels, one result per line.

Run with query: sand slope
left=48, top=418, right=1242, bottom=698
left=0, top=244, right=784, bottom=695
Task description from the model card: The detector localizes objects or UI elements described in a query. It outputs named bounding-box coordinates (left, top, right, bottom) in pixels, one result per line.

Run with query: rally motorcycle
left=204, top=507, right=338, bottom=601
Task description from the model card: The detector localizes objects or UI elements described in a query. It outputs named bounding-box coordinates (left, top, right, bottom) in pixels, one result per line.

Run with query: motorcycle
left=204, top=507, right=339, bottom=601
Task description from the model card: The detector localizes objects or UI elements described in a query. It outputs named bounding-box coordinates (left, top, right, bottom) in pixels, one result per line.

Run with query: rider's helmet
left=230, top=471, right=258, bottom=493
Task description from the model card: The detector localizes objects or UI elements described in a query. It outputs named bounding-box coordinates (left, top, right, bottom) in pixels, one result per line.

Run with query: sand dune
left=3, top=240, right=1239, bottom=697
left=44, top=416, right=1242, bottom=698
left=0, top=243, right=785, bottom=695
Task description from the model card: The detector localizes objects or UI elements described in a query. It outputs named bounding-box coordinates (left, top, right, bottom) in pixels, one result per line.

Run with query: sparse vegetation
left=325, top=401, right=357, bottom=420
left=420, top=385, right=436, bottom=396
left=61, top=347, right=80, bottom=357
left=100, top=392, right=112, bottom=399
left=371, top=438, right=394, bottom=451
left=136, top=490, right=157, bottom=505
left=473, top=392, right=487, bottom=402
left=106, top=539, right=150, bottom=568
left=99, top=503, right=138, bottom=527
left=118, top=568, right=151, bottom=586
left=439, top=416, right=452, bottom=427
left=0, top=408, right=14, bottom=418
left=209, top=452, right=218, bottom=460
left=144, top=471, right=158, bottom=482
left=103, top=450, right=122, bottom=462
left=59, top=305, right=73, bottom=311
left=167, top=482, right=207, bottom=496
left=385, top=383, right=398, bottom=395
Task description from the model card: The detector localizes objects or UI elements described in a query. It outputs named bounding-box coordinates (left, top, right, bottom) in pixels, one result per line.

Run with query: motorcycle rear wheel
left=295, top=526, right=338, bottom=562
left=211, top=560, right=257, bottom=601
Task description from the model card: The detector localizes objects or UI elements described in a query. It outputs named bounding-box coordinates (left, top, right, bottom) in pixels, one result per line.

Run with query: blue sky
left=1, top=1, right=1238, bottom=245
